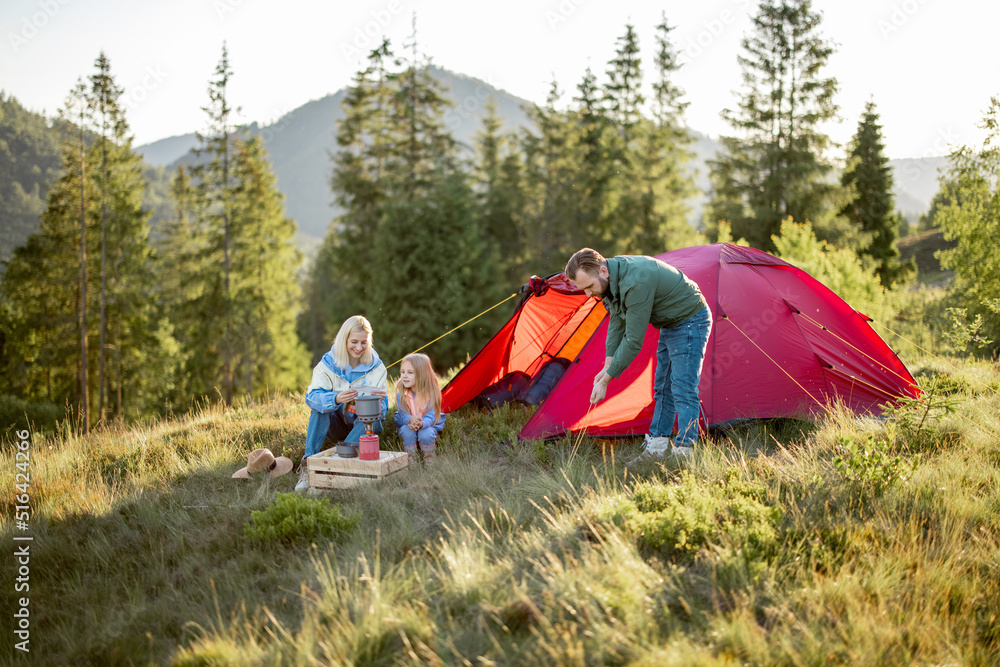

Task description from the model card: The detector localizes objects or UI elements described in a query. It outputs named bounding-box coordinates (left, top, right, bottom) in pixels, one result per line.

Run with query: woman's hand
left=336, top=389, right=358, bottom=404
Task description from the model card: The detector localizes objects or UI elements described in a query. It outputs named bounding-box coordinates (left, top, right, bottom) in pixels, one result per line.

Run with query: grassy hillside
left=2, top=355, right=998, bottom=664
left=898, top=229, right=957, bottom=284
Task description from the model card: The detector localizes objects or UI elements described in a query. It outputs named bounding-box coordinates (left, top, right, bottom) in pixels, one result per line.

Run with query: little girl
left=394, top=353, right=446, bottom=465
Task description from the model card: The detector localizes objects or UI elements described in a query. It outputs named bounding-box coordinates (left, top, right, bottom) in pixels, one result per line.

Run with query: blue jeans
left=650, top=306, right=712, bottom=446
left=398, top=425, right=438, bottom=453
left=304, top=408, right=383, bottom=459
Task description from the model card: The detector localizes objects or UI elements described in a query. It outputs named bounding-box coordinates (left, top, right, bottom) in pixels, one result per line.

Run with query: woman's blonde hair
left=332, top=315, right=375, bottom=368
left=395, top=353, right=443, bottom=423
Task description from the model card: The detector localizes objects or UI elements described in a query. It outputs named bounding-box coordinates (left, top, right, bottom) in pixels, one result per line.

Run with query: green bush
left=617, top=472, right=783, bottom=563
left=0, top=394, right=64, bottom=437
left=244, top=493, right=360, bottom=545
left=833, top=434, right=920, bottom=499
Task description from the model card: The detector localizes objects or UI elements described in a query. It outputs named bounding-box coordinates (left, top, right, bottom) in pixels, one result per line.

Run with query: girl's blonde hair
left=332, top=315, right=375, bottom=368
left=395, top=353, right=443, bottom=423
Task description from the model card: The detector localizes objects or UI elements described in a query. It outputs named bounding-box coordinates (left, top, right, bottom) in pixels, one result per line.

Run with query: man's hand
left=590, top=372, right=610, bottom=404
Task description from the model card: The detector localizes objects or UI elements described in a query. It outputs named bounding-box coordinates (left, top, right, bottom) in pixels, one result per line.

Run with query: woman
left=297, top=315, right=388, bottom=492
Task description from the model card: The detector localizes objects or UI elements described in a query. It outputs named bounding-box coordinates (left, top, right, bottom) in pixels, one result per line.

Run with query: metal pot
left=336, top=442, right=358, bottom=458
left=354, top=395, right=382, bottom=419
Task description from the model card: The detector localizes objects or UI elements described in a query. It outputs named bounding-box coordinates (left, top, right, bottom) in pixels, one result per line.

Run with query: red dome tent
left=441, top=244, right=919, bottom=440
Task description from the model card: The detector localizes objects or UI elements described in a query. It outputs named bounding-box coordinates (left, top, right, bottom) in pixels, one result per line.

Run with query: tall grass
left=2, top=361, right=999, bottom=665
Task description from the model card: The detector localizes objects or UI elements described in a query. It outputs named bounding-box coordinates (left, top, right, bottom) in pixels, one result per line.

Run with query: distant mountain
left=2, top=70, right=955, bottom=268
left=134, top=133, right=199, bottom=168
left=142, top=67, right=534, bottom=245
left=887, top=156, right=950, bottom=215
left=682, top=135, right=950, bottom=224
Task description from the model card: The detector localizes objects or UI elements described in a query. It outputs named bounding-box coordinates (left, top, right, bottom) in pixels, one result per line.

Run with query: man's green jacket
left=602, top=255, right=708, bottom=378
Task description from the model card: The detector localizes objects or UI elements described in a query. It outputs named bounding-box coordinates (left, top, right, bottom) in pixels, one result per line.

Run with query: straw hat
left=232, top=448, right=294, bottom=478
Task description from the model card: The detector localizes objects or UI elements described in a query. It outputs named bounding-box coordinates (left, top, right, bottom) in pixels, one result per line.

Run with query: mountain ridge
left=136, top=67, right=948, bottom=242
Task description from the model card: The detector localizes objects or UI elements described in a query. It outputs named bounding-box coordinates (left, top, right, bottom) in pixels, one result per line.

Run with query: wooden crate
left=307, top=448, right=410, bottom=489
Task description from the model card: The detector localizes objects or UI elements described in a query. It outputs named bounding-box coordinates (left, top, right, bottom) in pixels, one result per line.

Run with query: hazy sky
left=2, top=0, right=997, bottom=159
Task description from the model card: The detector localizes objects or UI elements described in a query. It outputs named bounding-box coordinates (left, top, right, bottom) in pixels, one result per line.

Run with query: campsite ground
left=2, top=354, right=999, bottom=665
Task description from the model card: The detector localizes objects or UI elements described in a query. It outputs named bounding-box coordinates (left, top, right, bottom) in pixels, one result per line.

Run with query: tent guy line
left=794, top=311, right=917, bottom=388
left=384, top=292, right=521, bottom=371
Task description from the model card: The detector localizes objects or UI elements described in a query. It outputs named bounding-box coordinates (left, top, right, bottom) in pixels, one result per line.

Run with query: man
left=565, top=248, right=712, bottom=458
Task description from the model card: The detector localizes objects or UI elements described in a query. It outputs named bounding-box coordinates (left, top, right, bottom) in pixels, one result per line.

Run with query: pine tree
left=187, top=43, right=237, bottom=404
left=228, top=135, right=308, bottom=394
left=302, top=41, right=395, bottom=361
left=706, top=0, right=840, bottom=250
left=0, top=58, right=164, bottom=422
left=840, top=100, right=909, bottom=285
left=936, top=96, right=1000, bottom=356
left=628, top=16, right=699, bottom=254
left=571, top=66, right=612, bottom=251
left=473, top=97, right=526, bottom=286
left=603, top=24, right=644, bottom=150
left=521, top=80, right=579, bottom=270
left=369, top=21, right=495, bottom=368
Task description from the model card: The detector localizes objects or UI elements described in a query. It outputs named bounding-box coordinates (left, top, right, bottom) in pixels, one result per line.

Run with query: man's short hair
left=565, top=248, right=606, bottom=279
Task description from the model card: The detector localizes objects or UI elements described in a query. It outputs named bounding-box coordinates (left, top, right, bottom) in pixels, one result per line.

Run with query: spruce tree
left=316, top=26, right=501, bottom=369
left=0, top=80, right=97, bottom=422
left=188, top=43, right=237, bottom=405
left=1, top=58, right=164, bottom=421
left=473, top=97, right=526, bottom=287
left=706, top=0, right=840, bottom=250
left=85, top=55, right=172, bottom=418
left=571, top=66, right=612, bottom=251
left=521, top=80, right=579, bottom=270
left=370, top=22, right=494, bottom=368
left=302, top=42, right=394, bottom=361
left=228, top=135, right=308, bottom=394
left=328, top=39, right=394, bottom=318
left=601, top=25, right=645, bottom=255
left=603, top=24, right=644, bottom=149
left=840, top=100, right=909, bottom=285
left=936, top=96, right=1000, bottom=356
left=628, top=16, right=698, bottom=254
left=153, top=166, right=199, bottom=401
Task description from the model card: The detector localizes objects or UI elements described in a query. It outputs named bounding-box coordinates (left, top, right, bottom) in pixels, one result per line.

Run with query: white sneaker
left=627, top=434, right=672, bottom=464
left=294, top=468, right=309, bottom=492
left=642, top=434, right=672, bottom=455
left=672, top=445, right=693, bottom=459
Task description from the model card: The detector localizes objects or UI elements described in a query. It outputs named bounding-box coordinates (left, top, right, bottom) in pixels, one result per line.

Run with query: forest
left=1, top=1, right=998, bottom=435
